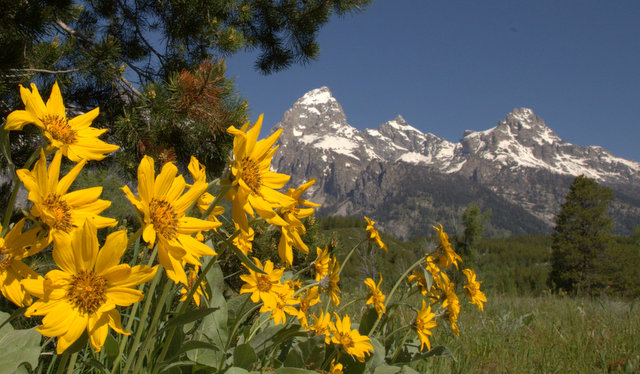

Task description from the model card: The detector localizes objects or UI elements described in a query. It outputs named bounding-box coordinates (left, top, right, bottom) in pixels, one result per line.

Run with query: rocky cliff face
left=271, top=87, right=640, bottom=239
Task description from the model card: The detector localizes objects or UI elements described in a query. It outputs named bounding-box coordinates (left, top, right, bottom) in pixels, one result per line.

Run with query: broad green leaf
left=399, top=366, right=421, bottom=374
left=359, top=308, right=378, bottom=335
left=0, top=327, right=42, bottom=371
left=160, top=307, right=219, bottom=333
left=233, top=343, right=257, bottom=370
left=373, top=366, right=401, bottom=374
left=166, top=340, right=219, bottom=362
left=273, top=368, right=322, bottom=373
left=410, top=345, right=456, bottom=362
left=283, top=345, right=304, bottom=368
left=103, top=333, right=119, bottom=360
left=293, top=335, right=325, bottom=370
left=224, top=367, right=250, bottom=374
left=202, top=261, right=229, bottom=349
left=365, top=338, right=385, bottom=373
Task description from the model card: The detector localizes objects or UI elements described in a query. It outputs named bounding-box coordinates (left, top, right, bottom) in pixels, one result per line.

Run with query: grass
left=417, top=294, right=640, bottom=373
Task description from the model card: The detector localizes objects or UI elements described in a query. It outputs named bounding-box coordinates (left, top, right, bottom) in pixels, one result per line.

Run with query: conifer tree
left=549, top=175, right=614, bottom=295
left=1, top=0, right=371, bottom=176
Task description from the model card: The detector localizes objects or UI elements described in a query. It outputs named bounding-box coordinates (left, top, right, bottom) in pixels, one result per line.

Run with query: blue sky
left=226, top=1, right=640, bottom=161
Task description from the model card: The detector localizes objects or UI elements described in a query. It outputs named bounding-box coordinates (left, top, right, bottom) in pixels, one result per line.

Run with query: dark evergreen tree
left=549, top=175, right=614, bottom=295
left=1, top=0, right=371, bottom=177
left=461, top=202, right=489, bottom=263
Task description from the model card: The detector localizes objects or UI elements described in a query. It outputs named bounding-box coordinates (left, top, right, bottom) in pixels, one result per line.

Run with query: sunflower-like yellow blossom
left=277, top=179, right=321, bottom=266
left=225, top=115, right=295, bottom=233
left=364, top=275, right=386, bottom=315
left=21, top=220, right=157, bottom=354
left=0, top=219, right=48, bottom=306
left=441, top=274, right=461, bottom=337
left=330, top=359, right=344, bottom=374
left=329, top=313, right=374, bottom=363
left=462, top=268, right=487, bottom=312
left=364, top=216, right=387, bottom=252
left=187, top=156, right=225, bottom=225
left=17, top=150, right=116, bottom=240
left=259, top=284, right=299, bottom=325
left=232, top=224, right=255, bottom=255
left=179, top=266, right=208, bottom=306
left=296, top=286, right=320, bottom=328
left=239, top=258, right=285, bottom=308
left=5, top=82, right=119, bottom=161
left=414, top=299, right=437, bottom=351
left=313, top=246, right=331, bottom=281
left=309, top=311, right=331, bottom=344
left=407, top=269, right=431, bottom=296
left=122, top=156, right=220, bottom=284
left=433, top=223, right=462, bottom=269
left=319, top=257, right=341, bottom=306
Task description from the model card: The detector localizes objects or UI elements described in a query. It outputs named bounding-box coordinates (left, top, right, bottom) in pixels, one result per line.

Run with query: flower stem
left=367, top=256, right=424, bottom=336
left=336, top=237, right=367, bottom=279
left=54, top=352, right=69, bottom=374
left=120, top=260, right=163, bottom=374
left=65, top=352, right=78, bottom=374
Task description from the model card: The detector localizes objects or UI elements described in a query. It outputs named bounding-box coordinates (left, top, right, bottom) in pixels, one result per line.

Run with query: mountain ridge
left=271, top=87, right=640, bottom=239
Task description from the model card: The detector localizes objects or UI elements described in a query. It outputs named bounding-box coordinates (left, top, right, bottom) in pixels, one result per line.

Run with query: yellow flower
left=441, top=276, right=461, bottom=337
left=319, top=257, right=341, bottom=306
left=433, top=224, right=462, bottom=269
left=259, top=284, right=299, bottom=325
left=122, top=156, right=220, bottom=284
left=462, top=268, right=487, bottom=312
left=5, top=81, right=119, bottom=161
left=179, top=266, right=208, bottom=306
left=364, top=216, right=387, bottom=252
left=407, top=269, right=431, bottom=296
left=296, top=286, right=320, bottom=328
left=239, top=257, right=284, bottom=308
left=17, top=150, right=116, bottom=239
left=0, top=219, right=48, bottom=307
left=232, top=224, right=255, bottom=256
left=312, top=246, right=331, bottom=281
left=330, top=359, right=344, bottom=374
left=21, top=220, right=157, bottom=354
left=329, top=313, right=374, bottom=363
left=309, top=311, right=331, bottom=344
left=277, top=179, right=321, bottom=266
left=414, top=300, right=437, bottom=351
left=226, top=115, right=294, bottom=233
left=187, top=156, right=225, bottom=225
left=364, top=274, right=386, bottom=315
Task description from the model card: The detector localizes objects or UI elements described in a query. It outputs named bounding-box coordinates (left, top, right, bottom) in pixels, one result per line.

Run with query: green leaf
left=399, top=366, right=421, bottom=374
left=273, top=368, right=321, bottom=373
left=84, top=358, right=110, bottom=373
left=366, top=338, right=385, bottom=373
left=249, top=325, right=304, bottom=356
left=231, top=245, right=266, bottom=274
left=233, top=343, right=257, bottom=370
left=0, top=128, right=14, bottom=168
left=0, top=327, right=42, bottom=371
left=373, top=366, right=401, bottom=374
left=160, top=307, right=219, bottom=333
left=201, top=261, right=228, bottom=350
left=358, top=308, right=378, bottom=335
left=103, top=333, right=119, bottom=360
left=167, top=340, right=219, bottom=362
left=223, top=367, right=250, bottom=374
left=411, top=345, right=456, bottom=362
left=293, top=335, right=325, bottom=370
left=283, top=345, right=304, bottom=368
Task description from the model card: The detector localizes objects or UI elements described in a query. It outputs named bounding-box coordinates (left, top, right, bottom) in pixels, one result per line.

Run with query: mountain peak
left=295, top=86, right=336, bottom=107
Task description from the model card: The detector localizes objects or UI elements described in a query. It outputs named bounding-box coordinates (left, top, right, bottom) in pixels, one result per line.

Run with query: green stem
left=224, top=302, right=260, bottom=352
left=54, top=352, right=69, bottom=374
left=390, top=329, right=412, bottom=363
left=152, top=230, right=238, bottom=371
left=336, top=237, right=367, bottom=279
left=133, top=278, right=174, bottom=373
left=121, top=261, right=163, bottom=374
left=65, top=352, right=78, bottom=374
left=336, top=297, right=366, bottom=314
left=111, top=246, right=157, bottom=373
left=292, top=281, right=320, bottom=298
left=368, top=256, right=424, bottom=336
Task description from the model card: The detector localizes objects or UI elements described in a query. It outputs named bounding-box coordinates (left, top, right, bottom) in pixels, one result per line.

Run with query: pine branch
left=9, top=68, right=80, bottom=74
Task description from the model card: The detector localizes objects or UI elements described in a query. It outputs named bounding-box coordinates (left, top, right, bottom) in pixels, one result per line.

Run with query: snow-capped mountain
left=272, top=87, right=640, bottom=238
